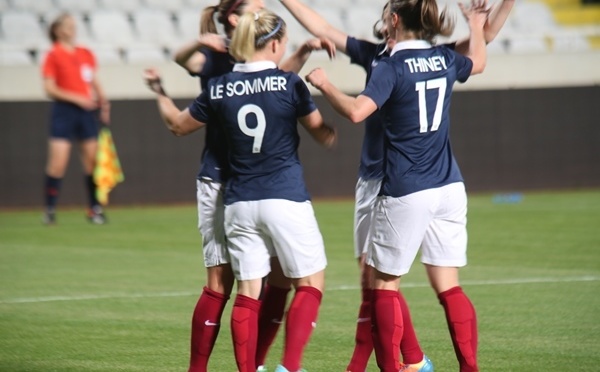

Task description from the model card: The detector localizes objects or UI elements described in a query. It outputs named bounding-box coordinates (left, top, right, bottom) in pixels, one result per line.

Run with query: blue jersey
left=346, top=37, right=389, bottom=180
left=188, top=61, right=317, bottom=205
left=361, top=40, right=473, bottom=198
left=192, top=47, right=235, bottom=183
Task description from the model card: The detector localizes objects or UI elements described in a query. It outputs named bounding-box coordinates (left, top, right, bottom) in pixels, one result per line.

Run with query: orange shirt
left=42, top=43, right=97, bottom=99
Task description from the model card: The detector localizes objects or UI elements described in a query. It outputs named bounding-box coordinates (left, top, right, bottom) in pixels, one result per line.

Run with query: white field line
left=1, top=275, right=598, bottom=304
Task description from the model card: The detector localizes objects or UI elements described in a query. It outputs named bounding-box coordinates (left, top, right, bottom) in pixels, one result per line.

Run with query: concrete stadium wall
left=1, top=85, right=599, bottom=209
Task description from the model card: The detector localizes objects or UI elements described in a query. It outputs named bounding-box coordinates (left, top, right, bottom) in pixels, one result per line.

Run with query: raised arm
left=143, top=68, right=204, bottom=136
left=173, top=33, right=227, bottom=75
left=459, top=1, right=490, bottom=75
left=298, top=109, right=337, bottom=148
left=455, top=0, right=514, bottom=54
left=306, top=68, right=377, bottom=124
left=280, top=37, right=336, bottom=74
left=279, top=0, right=349, bottom=54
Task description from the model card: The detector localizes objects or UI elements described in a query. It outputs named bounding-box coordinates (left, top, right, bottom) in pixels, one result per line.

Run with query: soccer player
left=171, top=2, right=266, bottom=371
left=280, top=0, right=514, bottom=370
left=170, top=2, right=334, bottom=371
left=306, top=0, right=489, bottom=371
left=146, top=10, right=335, bottom=372
left=41, top=12, right=110, bottom=225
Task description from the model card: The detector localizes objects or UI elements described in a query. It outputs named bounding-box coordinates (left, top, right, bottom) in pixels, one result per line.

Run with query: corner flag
left=94, top=127, right=124, bottom=205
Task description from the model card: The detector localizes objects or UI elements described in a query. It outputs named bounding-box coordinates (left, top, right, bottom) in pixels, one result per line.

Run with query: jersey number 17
left=415, top=77, right=447, bottom=133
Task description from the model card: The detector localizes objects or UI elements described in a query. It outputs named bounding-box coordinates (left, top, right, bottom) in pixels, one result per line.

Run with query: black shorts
left=49, top=101, right=99, bottom=141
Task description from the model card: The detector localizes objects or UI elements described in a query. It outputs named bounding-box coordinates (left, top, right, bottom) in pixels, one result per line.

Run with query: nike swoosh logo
left=357, top=317, right=371, bottom=323
left=204, top=320, right=220, bottom=326
left=271, top=318, right=283, bottom=324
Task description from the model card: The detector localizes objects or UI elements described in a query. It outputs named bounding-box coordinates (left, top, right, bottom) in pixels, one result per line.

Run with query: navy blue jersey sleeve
left=453, top=51, right=473, bottom=83
left=346, top=36, right=379, bottom=72
left=359, top=60, right=396, bottom=109
left=291, top=74, right=317, bottom=118
left=188, top=91, right=212, bottom=123
left=443, top=41, right=457, bottom=50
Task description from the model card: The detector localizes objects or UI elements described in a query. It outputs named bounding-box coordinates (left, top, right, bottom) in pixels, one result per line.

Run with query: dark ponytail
left=200, top=5, right=219, bottom=34
left=389, top=0, right=454, bottom=43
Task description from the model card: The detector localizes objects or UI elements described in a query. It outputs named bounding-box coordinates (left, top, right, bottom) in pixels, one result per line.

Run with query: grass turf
left=0, top=190, right=599, bottom=371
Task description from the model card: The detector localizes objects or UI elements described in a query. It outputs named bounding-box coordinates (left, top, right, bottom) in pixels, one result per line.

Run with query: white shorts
left=367, top=182, right=468, bottom=276
left=196, top=179, right=229, bottom=268
left=354, top=177, right=382, bottom=258
left=224, top=199, right=327, bottom=281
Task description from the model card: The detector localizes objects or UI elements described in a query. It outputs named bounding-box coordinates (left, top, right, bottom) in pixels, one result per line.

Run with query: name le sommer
left=210, top=76, right=287, bottom=99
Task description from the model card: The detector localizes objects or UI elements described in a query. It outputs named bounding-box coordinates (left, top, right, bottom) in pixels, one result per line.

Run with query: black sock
left=84, top=175, right=99, bottom=209
left=44, top=175, right=62, bottom=211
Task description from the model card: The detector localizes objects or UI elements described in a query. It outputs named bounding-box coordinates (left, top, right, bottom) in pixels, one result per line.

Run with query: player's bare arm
left=454, top=0, right=514, bottom=54
left=173, top=33, right=226, bottom=75
left=143, top=68, right=205, bottom=136
left=298, top=110, right=337, bottom=149
left=280, top=37, right=335, bottom=74
left=460, top=1, right=490, bottom=75
left=279, top=0, right=349, bottom=53
left=306, top=68, right=377, bottom=124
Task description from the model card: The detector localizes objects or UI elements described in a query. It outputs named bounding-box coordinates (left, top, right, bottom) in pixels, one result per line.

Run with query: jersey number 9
left=237, top=104, right=266, bottom=153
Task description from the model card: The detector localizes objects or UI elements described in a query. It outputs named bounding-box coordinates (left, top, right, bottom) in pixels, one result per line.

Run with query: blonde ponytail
left=230, top=10, right=286, bottom=62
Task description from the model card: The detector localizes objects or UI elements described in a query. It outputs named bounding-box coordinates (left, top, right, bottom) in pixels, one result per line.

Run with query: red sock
left=371, top=289, right=403, bottom=372
left=188, top=287, right=229, bottom=372
left=255, top=284, right=291, bottom=366
left=282, top=286, right=322, bottom=371
left=231, top=294, right=261, bottom=372
left=438, top=286, right=478, bottom=372
left=346, top=288, right=373, bottom=372
left=398, top=290, right=424, bottom=364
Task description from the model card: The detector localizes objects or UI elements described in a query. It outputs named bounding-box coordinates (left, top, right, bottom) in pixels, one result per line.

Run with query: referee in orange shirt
left=41, top=12, right=110, bottom=225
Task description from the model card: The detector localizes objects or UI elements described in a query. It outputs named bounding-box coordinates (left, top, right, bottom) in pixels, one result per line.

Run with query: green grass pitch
left=1, top=190, right=599, bottom=371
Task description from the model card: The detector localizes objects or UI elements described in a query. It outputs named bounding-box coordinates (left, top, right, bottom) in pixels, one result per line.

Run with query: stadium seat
left=345, top=6, right=383, bottom=42
left=281, top=16, right=312, bottom=51
left=552, top=31, right=591, bottom=53
left=507, top=36, right=549, bottom=54
left=86, top=42, right=124, bottom=64
left=0, top=46, right=33, bottom=66
left=133, top=9, right=179, bottom=48
left=9, top=0, right=55, bottom=15
left=125, top=44, right=167, bottom=63
left=486, top=38, right=508, bottom=55
left=0, top=10, right=47, bottom=49
left=89, top=10, right=136, bottom=48
left=175, top=8, right=202, bottom=41
left=142, top=0, right=186, bottom=13
left=318, top=7, right=346, bottom=33
left=184, top=0, right=203, bottom=9
left=54, top=0, right=99, bottom=15
left=510, top=2, right=558, bottom=34
left=97, top=0, right=141, bottom=14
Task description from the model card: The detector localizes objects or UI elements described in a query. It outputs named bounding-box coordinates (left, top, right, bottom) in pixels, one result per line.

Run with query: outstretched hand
left=304, top=37, right=336, bottom=59
left=459, top=0, right=491, bottom=29
left=143, top=68, right=166, bottom=95
left=305, top=68, right=329, bottom=90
